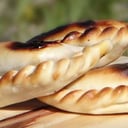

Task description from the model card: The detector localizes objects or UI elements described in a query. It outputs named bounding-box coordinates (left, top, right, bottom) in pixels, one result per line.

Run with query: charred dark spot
left=27, top=20, right=96, bottom=43
left=83, top=27, right=97, bottom=35
left=102, top=27, right=115, bottom=33
left=112, top=63, right=128, bottom=77
left=27, top=25, right=68, bottom=43
left=77, top=20, right=96, bottom=28
left=7, top=41, right=60, bottom=50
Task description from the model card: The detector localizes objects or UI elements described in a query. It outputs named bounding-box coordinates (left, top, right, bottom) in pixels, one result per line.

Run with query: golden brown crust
left=1, top=20, right=128, bottom=108
left=1, top=20, right=127, bottom=74
left=0, top=40, right=111, bottom=107
left=39, top=86, right=128, bottom=114
left=27, top=20, right=128, bottom=66
left=39, top=61, right=128, bottom=114
left=27, top=20, right=126, bottom=43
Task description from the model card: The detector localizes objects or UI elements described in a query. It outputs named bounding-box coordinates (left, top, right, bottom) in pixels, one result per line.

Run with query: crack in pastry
left=39, top=60, right=128, bottom=114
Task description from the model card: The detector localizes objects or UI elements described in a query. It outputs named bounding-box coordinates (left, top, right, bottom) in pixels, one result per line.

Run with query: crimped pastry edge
left=39, top=85, right=128, bottom=114
left=0, top=40, right=111, bottom=107
left=27, top=20, right=128, bottom=67
left=39, top=60, right=128, bottom=114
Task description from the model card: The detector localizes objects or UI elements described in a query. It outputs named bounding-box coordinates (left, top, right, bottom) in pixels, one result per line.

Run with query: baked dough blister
left=1, top=20, right=128, bottom=114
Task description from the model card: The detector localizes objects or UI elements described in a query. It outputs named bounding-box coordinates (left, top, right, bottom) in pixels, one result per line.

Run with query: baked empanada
left=0, top=39, right=111, bottom=107
left=39, top=57, right=128, bottom=114
left=0, top=20, right=128, bottom=108
left=28, top=20, right=128, bottom=66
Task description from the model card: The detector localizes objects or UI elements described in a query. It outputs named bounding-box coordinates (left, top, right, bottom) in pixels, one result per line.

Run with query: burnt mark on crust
left=7, top=31, right=82, bottom=50
left=7, top=41, right=60, bottom=50
left=82, top=27, right=98, bottom=35
left=76, top=20, right=96, bottom=28
left=26, top=25, right=68, bottom=43
left=12, top=20, right=96, bottom=50
left=26, top=20, right=96, bottom=43
left=111, top=63, right=128, bottom=77
left=102, top=27, right=116, bottom=33
left=8, top=30, right=82, bottom=50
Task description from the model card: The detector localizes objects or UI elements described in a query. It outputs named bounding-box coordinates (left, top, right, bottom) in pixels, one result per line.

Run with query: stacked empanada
left=1, top=20, right=128, bottom=114
left=39, top=57, right=128, bottom=114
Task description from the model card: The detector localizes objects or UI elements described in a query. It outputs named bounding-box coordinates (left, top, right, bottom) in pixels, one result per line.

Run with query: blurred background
left=0, top=0, right=128, bottom=42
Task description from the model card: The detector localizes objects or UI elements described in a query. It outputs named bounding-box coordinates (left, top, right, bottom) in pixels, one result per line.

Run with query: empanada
left=0, top=39, right=111, bottom=107
left=28, top=20, right=128, bottom=66
left=0, top=20, right=128, bottom=108
left=39, top=57, right=128, bottom=114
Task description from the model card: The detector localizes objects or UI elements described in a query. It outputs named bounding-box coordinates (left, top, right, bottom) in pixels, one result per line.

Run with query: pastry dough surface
left=39, top=57, right=128, bottom=114
left=1, top=20, right=128, bottom=109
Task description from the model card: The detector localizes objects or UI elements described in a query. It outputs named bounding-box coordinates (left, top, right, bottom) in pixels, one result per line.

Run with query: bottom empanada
left=39, top=56, right=128, bottom=114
